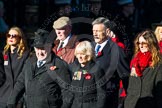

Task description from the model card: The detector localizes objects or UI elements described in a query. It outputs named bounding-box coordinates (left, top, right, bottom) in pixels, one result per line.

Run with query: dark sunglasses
left=6, top=34, right=19, bottom=38
left=137, top=42, right=148, bottom=46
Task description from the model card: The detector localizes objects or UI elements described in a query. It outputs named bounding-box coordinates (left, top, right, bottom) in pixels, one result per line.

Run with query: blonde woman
left=0, top=26, right=29, bottom=108
left=69, top=41, right=106, bottom=108
left=124, top=29, right=162, bottom=108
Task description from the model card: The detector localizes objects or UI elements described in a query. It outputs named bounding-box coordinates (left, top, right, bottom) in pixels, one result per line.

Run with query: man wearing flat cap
left=7, top=29, right=72, bottom=108
left=52, top=16, right=79, bottom=64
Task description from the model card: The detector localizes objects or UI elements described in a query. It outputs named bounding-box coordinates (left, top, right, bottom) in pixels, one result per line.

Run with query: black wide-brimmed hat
left=32, top=29, right=49, bottom=47
left=152, top=20, right=162, bottom=30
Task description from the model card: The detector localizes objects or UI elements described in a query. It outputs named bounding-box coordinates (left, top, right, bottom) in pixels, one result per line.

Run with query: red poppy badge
left=97, top=51, right=102, bottom=57
left=85, top=73, right=92, bottom=80
left=50, top=66, right=57, bottom=71
left=3, top=55, right=8, bottom=61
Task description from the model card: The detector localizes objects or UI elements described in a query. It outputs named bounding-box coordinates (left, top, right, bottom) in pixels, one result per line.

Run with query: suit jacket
left=52, top=35, right=79, bottom=64
left=7, top=53, right=71, bottom=108
left=69, top=61, right=106, bottom=108
left=0, top=48, right=29, bottom=105
left=92, top=39, right=130, bottom=108
left=124, top=63, right=162, bottom=108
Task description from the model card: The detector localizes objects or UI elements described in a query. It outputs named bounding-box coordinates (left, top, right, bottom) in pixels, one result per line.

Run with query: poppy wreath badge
left=50, top=66, right=57, bottom=71
left=85, top=73, right=92, bottom=80
left=3, top=54, right=8, bottom=65
left=97, top=51, right=102, bottom=57
left=3, top=54, right=8, bottom=61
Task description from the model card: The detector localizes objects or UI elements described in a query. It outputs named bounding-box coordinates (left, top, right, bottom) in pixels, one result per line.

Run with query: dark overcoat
left=7, top=53, right=71, bottom=108
left=69, top=61, right=106, bottom=108
left=92, top=39, right=130, bottom=108
left=124, top=63, right=162, bottom=108
left=0, top=48, right=29, bottom=106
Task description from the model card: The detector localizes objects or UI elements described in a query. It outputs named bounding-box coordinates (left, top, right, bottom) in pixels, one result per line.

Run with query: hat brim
left=152, top=23, right=162, bottom=30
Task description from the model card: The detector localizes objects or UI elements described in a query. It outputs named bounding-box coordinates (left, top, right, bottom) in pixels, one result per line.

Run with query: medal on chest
left=72, top=71, right=82, bottom=80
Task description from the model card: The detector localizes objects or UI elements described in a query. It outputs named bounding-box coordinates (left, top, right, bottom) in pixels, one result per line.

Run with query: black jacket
left=0, top=48, right=29, bottom=105
left=69, top=61, right=106, bottom=108
left=124, top=63, right=162, bottom=108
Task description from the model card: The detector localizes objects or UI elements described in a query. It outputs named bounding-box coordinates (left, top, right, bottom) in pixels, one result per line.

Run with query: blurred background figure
left=115, top=0, right=136, bottom=62
left=152, top=20, right=162, bottom=53
left=124, top=29, right=162, bottom=108
left=0, top=0, right=8, bottom=52
left=0, top=0, right=8, bottom=33
left=0, top=26, right=29, bottom=108
left=105, top=21, right=127, bottom=108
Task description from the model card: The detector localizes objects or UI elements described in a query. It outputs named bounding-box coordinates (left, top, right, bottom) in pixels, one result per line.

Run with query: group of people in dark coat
left=0, top=13, right=162, bottom=108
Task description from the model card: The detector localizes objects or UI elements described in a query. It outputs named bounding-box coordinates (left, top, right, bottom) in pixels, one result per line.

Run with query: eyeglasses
left=6, top=34, right=19, bottom=38
left=137, top=42, right=148, bottom=46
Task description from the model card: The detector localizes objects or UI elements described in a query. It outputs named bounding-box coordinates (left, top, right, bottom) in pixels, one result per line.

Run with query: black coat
left=69, top=61, right=106, bottom=108
left=0, top=52, right=5, bottom=87
left=0, top=48, right=29, bottom=105
left=92, top=39, right=130, bottom=108
left=7, top=53, right=71, bottom=108
left=124, top=63, right=162, bottom=108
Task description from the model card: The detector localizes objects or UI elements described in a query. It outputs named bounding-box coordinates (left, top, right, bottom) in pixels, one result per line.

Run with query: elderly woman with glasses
left=124, top=29, right=162, bottom=108
left=0, top=26, right=29, bottom=108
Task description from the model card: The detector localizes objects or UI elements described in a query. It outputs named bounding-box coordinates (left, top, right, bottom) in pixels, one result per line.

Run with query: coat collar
left=74, top=60, right=95, bottom=73
left=32, top=53, right=57, bottom=77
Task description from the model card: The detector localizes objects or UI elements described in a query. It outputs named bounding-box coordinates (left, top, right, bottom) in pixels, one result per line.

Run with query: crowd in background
left=0, top=0, right=162, bottom=108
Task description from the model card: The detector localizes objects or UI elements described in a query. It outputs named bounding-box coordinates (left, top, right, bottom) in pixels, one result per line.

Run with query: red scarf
left=130, top=51, right=152, bottom=77
left=159, top=41, right=162, bottom=54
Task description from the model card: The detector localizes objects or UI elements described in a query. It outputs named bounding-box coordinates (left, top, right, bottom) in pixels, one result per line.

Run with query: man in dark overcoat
left=7, top=29, right=71, bottom=108
left=92, top=17, right=130, bottom=108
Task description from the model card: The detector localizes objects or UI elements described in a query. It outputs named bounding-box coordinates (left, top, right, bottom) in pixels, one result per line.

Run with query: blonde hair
left=75, top=41, right=95, bottom=61
left=3, top=26, right=28, bottom=58
left=134, top=29, right=162, bottom=67
left=154, top=26, right=162, bottom=42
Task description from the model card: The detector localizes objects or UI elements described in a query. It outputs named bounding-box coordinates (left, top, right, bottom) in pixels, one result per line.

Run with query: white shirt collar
left=37, top=60, right=46, bottom=68
left=95, top=39, right=108, bottom=52
left=61, top=34, right=71, bottom=48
